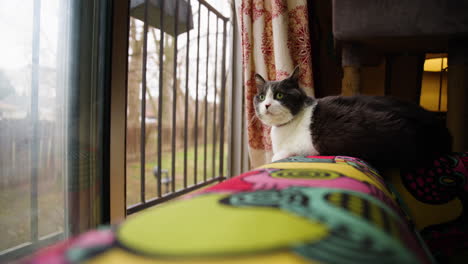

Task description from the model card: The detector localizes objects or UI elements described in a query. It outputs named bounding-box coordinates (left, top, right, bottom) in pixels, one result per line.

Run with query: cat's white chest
left=271, top=105, right=318, bottom=161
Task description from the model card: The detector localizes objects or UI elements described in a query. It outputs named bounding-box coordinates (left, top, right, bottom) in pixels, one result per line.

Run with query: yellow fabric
left=260, top=162, right=391, bottom=197
left=386, top=169, right=463, bottom=230
left=84, top=248, right=316, bottom=264
left=118, top=194, right=328, bottom=256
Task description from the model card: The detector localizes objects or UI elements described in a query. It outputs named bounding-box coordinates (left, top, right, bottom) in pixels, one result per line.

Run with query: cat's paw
left=272, top=152, right=293, bottom=162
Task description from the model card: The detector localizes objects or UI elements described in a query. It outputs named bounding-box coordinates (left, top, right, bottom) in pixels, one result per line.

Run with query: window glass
left=0, top=0, right=109, bottom=260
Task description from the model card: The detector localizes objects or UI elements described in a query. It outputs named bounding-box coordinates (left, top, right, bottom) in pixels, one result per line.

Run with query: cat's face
left=254, top=67, right=308, bottom=126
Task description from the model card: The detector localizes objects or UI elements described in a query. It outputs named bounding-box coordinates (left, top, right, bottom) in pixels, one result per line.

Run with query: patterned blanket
left=22, top=154, right=468, bottom=264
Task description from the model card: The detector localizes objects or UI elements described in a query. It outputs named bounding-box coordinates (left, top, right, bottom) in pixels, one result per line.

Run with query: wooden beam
left=447, top=39, right=468, bottom=152
left=341, top=43, right=361, bottom=96
left=109, top=0, right=129, bottom=223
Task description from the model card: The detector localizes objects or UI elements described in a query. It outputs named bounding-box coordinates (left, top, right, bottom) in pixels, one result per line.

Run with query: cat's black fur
left=254, top=69, right=452, bottom=169
left=312, top=95, right=452, bottom=169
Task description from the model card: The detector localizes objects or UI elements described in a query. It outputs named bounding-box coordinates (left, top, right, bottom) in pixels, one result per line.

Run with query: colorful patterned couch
left=21, top=154, right=468, bottom=264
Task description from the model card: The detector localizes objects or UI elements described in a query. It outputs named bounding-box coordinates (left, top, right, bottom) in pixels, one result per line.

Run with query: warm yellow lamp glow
left=420, top=56, right=448, bottom=112
left=424, top=57, right=448, bottom=72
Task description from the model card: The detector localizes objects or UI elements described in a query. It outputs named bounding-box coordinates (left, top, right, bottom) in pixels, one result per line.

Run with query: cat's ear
left=287, top=66, right=300, bottom=82
left=255, top=73, right=266, bottom=91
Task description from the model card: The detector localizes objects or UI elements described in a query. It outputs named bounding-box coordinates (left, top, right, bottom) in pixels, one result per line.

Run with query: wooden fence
left=0, top=120, right=64, bottom=187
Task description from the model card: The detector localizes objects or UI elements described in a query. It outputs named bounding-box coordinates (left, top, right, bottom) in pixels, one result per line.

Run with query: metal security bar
left=126, top=0, right=229, bottom=214
left=30, top=0, right=41, bottom=245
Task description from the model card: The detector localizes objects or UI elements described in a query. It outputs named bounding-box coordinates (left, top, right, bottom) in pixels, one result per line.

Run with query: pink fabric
left=203, top=168, right=402, bottom=213
left=23, top=229, right=114, bottom=264
left=243, top=169, right=372, bottom=192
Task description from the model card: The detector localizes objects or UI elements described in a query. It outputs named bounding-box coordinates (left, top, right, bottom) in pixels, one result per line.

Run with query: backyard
left=126, top=143, right=227, bottom=206
left=0, top=0, right=230, bottom=256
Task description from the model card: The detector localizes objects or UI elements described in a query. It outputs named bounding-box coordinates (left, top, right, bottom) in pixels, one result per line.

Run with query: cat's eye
left=275, top=92, right=284, bottom=100
left=258, top=94, right=265, bottom=101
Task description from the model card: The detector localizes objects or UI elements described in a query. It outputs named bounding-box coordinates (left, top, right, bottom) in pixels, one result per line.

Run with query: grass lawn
left=126, top=143, right=227, bottom=206
left=0, top=179, right=64, bottom=252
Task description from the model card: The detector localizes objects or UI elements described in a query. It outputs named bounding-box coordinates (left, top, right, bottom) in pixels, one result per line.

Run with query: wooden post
left=341, top=43, right=361, bottom=96
left=447, top=39, right=468, bottom=152
left=109, top=0, right=130, bottom=223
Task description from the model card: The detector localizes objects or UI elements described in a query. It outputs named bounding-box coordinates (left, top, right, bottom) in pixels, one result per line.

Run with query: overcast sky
left=0, top=0, right=59, bottom=70
left=0, top=0, right=230, bottom=100
left=0, top=0, right=228, bottom=70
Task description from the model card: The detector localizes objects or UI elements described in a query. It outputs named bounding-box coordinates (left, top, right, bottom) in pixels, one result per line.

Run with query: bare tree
left=127, top=18, right=143, bottom=160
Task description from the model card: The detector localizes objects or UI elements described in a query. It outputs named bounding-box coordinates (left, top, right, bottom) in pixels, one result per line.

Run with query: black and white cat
left=254, top=67, right=452, bottom=169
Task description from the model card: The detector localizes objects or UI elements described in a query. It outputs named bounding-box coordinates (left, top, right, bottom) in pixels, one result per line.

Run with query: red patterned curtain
left=235, top=0, right=315, bottom=167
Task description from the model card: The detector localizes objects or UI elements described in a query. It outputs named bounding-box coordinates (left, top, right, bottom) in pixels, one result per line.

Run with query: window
left=0, top=0, right=111, bottom=260
left=125, top=0, right=231, bottom=214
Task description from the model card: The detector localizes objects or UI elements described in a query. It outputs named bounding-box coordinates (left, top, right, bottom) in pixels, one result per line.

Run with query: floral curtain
left=235, top=0, right=315, bottom=168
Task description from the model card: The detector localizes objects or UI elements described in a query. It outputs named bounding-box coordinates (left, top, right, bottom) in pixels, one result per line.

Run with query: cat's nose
left=265, top=104, right=271, bottom=109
